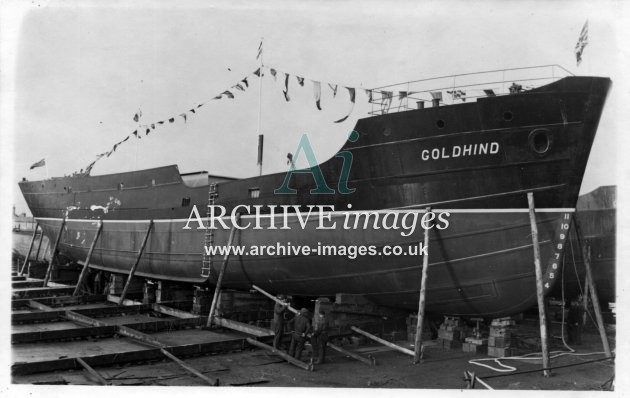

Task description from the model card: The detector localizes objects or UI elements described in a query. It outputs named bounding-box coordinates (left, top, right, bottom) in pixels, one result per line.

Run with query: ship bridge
left=368, top=64, right=574, bottom=115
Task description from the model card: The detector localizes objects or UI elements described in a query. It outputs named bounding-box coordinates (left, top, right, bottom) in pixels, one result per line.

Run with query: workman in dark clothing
left=311, top=309, right=330, bottom=364
left=288, top=308, right=311, bottom=360
left=273, top=294, right=289, bottom=349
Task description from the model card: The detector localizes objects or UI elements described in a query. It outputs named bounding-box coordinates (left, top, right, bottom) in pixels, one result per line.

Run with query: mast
left=257, top=38, right=264, bottom=176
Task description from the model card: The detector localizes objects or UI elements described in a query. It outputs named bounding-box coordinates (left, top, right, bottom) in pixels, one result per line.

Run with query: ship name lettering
left=421, top=142, right=500, bottom=161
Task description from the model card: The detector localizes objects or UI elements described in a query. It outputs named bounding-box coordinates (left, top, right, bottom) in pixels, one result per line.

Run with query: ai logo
left=274, top=131, right=359, bottom=195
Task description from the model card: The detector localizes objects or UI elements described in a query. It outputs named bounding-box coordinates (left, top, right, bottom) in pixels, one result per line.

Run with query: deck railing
left=368, top=65, right=574, bottom=115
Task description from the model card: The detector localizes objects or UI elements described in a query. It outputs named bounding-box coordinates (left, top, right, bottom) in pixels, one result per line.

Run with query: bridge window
left=182, top=196, right=191, bottom=207
left=249, top=188, right=260, bottom=199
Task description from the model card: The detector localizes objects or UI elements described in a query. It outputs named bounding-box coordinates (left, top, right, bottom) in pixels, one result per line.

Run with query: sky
left=1, top=0, right=627, bottom=216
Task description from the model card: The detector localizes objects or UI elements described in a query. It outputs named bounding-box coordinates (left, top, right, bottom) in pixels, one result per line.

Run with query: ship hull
left=18, top=75, right=611, bottom=316
left=36, top=208, right=571, bottom=317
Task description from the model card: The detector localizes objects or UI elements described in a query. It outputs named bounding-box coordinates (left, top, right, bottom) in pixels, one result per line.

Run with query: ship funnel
left=416, top=101, right=424, bottom=109
left=432, top=98, right=440, bottom=107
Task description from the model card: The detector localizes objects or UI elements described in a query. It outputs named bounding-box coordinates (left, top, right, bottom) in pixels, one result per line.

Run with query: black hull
left=18, top=76, right=612, bottom=316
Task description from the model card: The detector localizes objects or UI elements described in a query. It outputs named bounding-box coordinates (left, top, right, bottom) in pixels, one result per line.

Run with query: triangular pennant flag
left=180, top=113, right=187, bottom=123
left=222, top=90, right=234, bottom=99
left=132, top=130, right=138, bottom=137
left=190, top=109, right=196, bottom=113
left=328, top=83, right=338, bottom=97
left=334, top=87, right=356, bottom=123
left=197, top=103, right=203, bottom=108
left=169, top=118, right=175, bottom=123
left=113, top=143, right=119, bottom=152
left=214, top=94, right=223, bottom=99
left=254, top=68, right=261, bottom=77
left=158, top=121, right=165, bottom=125
left=296, top=76, right=304, bottom=86
left=122, top=136, right=130, bottom=143
left=312, top=81, right=322, bottom=110
left=234, top=84, right=245, bottom=91
left=283, top=73, right=291, bottom=102
left=270, top=68, right=277, bottom=80
left=145, top=128, right=151, bottom=135
left=133, top=109, right=142, bottom=122
left=241, top=77, right=249, bottom=88
left=151, top=123, right=155, bottom=129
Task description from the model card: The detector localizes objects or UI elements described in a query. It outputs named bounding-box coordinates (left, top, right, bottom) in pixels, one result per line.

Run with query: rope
left=468, top=249, right=607, bottom=373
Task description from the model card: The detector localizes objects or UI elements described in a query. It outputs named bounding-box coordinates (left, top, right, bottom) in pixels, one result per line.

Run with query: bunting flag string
left=313, top=81, right=322, bottom=110
left=270, top=68, right=277, bottom=80
left=329, top=83, right=338, bottom=97
left=296, top=76, right=305, bottom=87
left=82, top=68, right=261, bottom=174
left=283, top=73, right=291, bottom=102
left=334, top=87, right=355, bottom=123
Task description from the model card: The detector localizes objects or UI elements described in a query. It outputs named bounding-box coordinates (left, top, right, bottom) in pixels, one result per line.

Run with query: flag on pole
left=30, top=158, right=45, bottom=170
left=575, top=20, right=589, bottom=66
left=257, top=41, right=263, bottom=60
left=133, top=109, right=142, bottom=122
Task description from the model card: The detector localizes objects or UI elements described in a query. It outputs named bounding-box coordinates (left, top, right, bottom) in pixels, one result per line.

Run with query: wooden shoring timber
left=328, top=342, right=376, bottom=366
left=527, top=192, right=551, bottom=377
left=63, top=310, right=218, bottom=385
left=75, top=357, right=111, bottom=385
left=73, top=220, right=103, bottom=296
left=572, top=218, right=613, bottom=359
left=43, top=218, right=66, bottom=286
left=119, top=220, right=153, bottom=305
left=34, top=229, right=45, bottom=261
left=246, top=338, right=313, bottom=371
left=251, top=284, right=375, bottom=365
left=351, top=326, right=415, bottom=357
left=413, top=206, right=431, bottom=364
left=207, top=214, right=241, bottom=327
left=19, top=223, right=39, bottom=275
left=159, top=349, right=219, bottom=386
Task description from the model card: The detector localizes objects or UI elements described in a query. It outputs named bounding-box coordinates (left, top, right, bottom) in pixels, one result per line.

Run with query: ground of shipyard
left=12, top=330, right=614, bottom=390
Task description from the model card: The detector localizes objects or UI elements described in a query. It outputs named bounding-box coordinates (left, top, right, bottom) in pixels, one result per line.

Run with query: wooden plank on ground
left=213, top=317, right=274, bottom=337
left=12, top=338, right=245, bottom=376
left=27, top=300, right=54, bottom=311
left=152, top=303, right=198, bottom=319
left=13, top=281, right=45, bottom=289
left=76, top=357, right=111, bottom=385
left=246, top=338, right=313, bottom=371
left=12, top=287, right=75, bottom=299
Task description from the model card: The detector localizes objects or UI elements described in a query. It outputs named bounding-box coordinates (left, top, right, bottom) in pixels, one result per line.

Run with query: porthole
left=528, top=129, right=553, bottom=156
left=436, top=120, right=445, bottom=129
left=503, top=111, right=513, bottom=121
left=383, top=127, right=392, bottom=137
